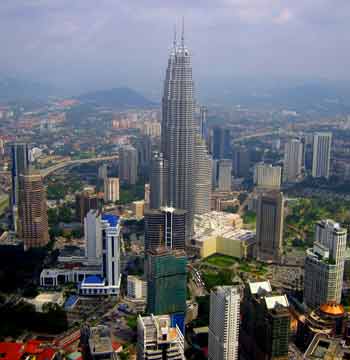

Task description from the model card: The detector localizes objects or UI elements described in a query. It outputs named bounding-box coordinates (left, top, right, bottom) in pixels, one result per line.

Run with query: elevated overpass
left=40, top=155, right=118, bottom=178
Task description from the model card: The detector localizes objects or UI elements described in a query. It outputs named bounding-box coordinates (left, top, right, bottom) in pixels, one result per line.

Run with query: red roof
left=0, top=343, right=23, bottom=360
left=24, top=340, right=43, bottom=354
left=37, top=348, right=55, bottom=360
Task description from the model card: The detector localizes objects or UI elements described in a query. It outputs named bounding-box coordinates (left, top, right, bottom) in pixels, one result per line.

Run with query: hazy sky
left=1, top=0, right=349, bottom=94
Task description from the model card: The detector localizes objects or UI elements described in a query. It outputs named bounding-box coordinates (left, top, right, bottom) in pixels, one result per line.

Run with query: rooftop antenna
left=181, top=16, right=185, bottom=47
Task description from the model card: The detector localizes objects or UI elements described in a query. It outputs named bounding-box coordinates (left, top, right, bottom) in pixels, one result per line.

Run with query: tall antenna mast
left=181, top=16, right=185, bottom=47
left=173, top=24, right=177, bottom=48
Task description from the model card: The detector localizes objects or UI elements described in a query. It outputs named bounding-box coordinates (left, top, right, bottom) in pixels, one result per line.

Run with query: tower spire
left=173, top=24, right=177, bottom=48
left=181, top=16, right=185, bottom=47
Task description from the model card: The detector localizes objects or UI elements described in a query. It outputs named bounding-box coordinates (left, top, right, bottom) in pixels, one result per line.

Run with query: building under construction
left=146, top=248, right=187, bottom=316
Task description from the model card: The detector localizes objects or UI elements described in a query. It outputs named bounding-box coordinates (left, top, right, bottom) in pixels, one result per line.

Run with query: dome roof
left=319, top=303, right=345, bottom=316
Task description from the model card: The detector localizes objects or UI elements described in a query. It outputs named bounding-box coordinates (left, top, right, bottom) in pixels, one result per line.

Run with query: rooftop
left=101, top=213, right=119, bottom=227
left=265, top=295, right=289, bottom=310
left=83, top=275, right=105, bottom=285
left=249, top=280, right=272, bottom=296
left=88, top=326, right=113, bottom=355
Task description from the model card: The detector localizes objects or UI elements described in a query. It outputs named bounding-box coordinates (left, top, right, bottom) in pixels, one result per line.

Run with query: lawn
left=0, top=194, right=9, bottom=216
left=204, top=254, right=237, bottom=268
left=201, top=269, right=234, bottom=291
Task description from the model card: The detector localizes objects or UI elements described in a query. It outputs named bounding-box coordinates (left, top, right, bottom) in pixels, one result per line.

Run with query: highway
left=40, top=155, right=118, bottom=178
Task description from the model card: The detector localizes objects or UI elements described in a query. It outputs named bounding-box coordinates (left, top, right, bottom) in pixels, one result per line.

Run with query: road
left=40, top=155, right=118, bottom=178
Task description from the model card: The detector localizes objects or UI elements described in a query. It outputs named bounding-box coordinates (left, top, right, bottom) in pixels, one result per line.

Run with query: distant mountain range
left=77, top=87, right=156, bottom=109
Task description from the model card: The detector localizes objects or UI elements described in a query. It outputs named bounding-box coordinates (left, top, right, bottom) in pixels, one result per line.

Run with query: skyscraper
left=256, top=191, right=284, bottom=261
left=11, top=142, right=30, bottom=207
left=84, top=209, right=102, bottom=264
left=199, top=106, right=208, bottom=141
left=232, top=145, right=250, bottom=178
left=283, top=138, right=303, bottom=183
left=134, top=135, right=152, bottom=176
left=76, top=189, right=102, bottom=224
left=144, top=207, right=186, bottom=252
left=212, top=127, right=231, bottom=160
left=149, top=152, right=167, bottom=209
left=104, top=177, right=120, bottom=203
left=208, top=286, right=240, bottom=360
left=194, top=135, right=212, bottom=214
left=217, top=159, right=232, bottom=192
left=18, top=173, right=49, bottom=250
left=161, top=30, right=196, bottom=240
left=312, top=132, right=332, bottom=179
left=146, top=248, right=187, bottom=315
left=241, top=280, right=290, bottom=360
left=304, top=219, right=347, bottom=308
left=119, top=145, right=138, bottom=185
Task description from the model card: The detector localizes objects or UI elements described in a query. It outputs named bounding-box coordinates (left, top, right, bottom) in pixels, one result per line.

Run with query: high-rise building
left=11, top=142, right=30, bottom=207
left=254, top=163, right=281, bottom=189
left=137, top=314, right=185, bottom=360
left=18, top=173, right=49, bottom=250
left=212, top=127, right=231, bottom=160
left=146, top=248, right=187, bottom=315
left=161, top=32, right=196, bottom=240
left=119, top=145, right=138, bottom=185
left=84, top=209, right=102, bottom=263
left=304, top=219, right=347, bottom=309
left=256, top=191, right=284, bottom=261
left=98, top=164, right=108, bottom=180
left=312, top=132, right=332, bottom=179
left=232, top=145, right=250, bottom=178
left=149, top=152, right=167, bottom=209
left=194, top=135, right=212, bottom=214
left=135, top=135, right=152, bottom=175
left=217, top=159, right=232, bottom=192
left=104, top=177, right=120, bottom=203
left=144, top=183, right=150, bottom=205
left=76, top=189, right=102, bottom=224
left=133, top=200, right=145, bottom=218
left=208, top=286, right=240, bottom=360
left=144, top=207, right=186, bottom=252
left=283, top=138, right=303, bottom=183
left=199, top=106, right=208, bottom=141
left=80, top=214, right=121, bottom=296
left=241, top=280, right=290, bottom=360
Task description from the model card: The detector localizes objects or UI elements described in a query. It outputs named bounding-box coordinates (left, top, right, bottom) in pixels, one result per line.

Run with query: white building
left=137, top=314, right=185, bottom=360
left=283, top=138, right=303, bottom=183
left=304, top=219, right=347, bottom=308
left=217, top=159, right=232, bottom=191
left=254, top=163, right=281, bottom=189
left=127, top=276, right=147, bottom=299
left=84, top=210, right=102, bottom=264
left=208, top=286, right=240, bottom=360
left=312, top=132, right=332, bottom=179
left=104, top=177, right=120, bottom=203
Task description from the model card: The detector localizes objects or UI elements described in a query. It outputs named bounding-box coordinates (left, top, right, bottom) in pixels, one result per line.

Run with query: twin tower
left=150, top=31, right=212, bottom=242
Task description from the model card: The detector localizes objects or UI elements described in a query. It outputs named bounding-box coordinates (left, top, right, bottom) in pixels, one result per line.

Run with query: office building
left=80, top=214, right=121, bottom=296
left=304, top=220, right=347, bottom=309
left=144, top=207, right=186, bottom=252
left=283, top=138, right=303, bottom=183
left=135, top=135, right=152, bottom=175
left=149, top=152, right=167, bottom=209
left=241, top=280, right=291, bottom=360
left=147, top=248, right=187, bottom=315
left=254, top=163, right=281, bottom=189
left=217, top=159, right=232, bottom=192
left=137, top=314, right=185, bottom=360
left=11, top=142, right=30, bottom=207
left=84, top=210, right=102, bottom=264
left=312, top=132, right=332, bottom=179
left=256, top=191, right=284, bottom=261
left=208, top=286, right=240, bottom=360
left=212, top=159, right=219, bottom=189
left=76, top=189, right=102, bottom=224
left=232, top=145, right=250, bottom=178
left=194, top=135, right=212, bottom=214
left=85, top=325, right=116, bottom=360
left=18, top=173, right=49, bottom=250
left=119, top=145, right=138, bottom=185
left=212, top=127, right=231, bottom=160
left=161, top=31, right=196, bottom=240
left=104, top=177, right=119, bottom=203
left=144, top=183, right=150, bottom=205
